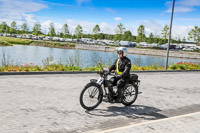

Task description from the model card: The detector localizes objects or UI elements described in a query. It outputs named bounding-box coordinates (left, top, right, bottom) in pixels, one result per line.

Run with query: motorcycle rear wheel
left=122, top=84, right=138, bottom=106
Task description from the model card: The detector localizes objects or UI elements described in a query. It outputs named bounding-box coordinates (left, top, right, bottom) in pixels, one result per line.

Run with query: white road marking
left=96, top=111, right=200, bottom=133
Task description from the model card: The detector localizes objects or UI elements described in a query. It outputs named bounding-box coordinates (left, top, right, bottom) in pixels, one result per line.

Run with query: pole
left=165, top=0, right=175, bottom=70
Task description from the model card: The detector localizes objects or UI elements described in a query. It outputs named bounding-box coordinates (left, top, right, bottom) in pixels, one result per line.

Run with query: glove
left=115, top=75, right=121, bottom=79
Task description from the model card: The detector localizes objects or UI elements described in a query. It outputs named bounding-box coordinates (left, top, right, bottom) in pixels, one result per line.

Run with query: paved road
left=0, top=72, right=200, bottom=133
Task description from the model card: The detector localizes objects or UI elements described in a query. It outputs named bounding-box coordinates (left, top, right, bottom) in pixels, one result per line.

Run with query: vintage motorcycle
left=79, top=67, right=140, bottom=110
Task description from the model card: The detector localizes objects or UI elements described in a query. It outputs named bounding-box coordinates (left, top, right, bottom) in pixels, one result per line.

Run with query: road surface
left=0, top=72, right=200, bottom=133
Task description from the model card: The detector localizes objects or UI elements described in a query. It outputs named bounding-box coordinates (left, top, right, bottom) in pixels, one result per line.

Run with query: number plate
left=97, top=77, right=104, bottom=85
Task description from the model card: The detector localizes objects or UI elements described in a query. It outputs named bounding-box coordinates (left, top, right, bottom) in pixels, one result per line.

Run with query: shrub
left=0, top=40, right=13, bottom=46
left=169, top=62, right=200, bottom=70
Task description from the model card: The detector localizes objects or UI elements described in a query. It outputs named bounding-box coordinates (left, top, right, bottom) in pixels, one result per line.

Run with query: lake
left=0, top=45, right=199, bottom=68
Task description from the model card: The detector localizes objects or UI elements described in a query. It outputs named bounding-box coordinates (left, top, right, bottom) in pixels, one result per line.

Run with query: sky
left=0, top=0, right=200, bottom=39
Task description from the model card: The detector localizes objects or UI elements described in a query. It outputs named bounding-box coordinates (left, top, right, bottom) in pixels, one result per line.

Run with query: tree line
left=0, top=21, right=199, bottom=44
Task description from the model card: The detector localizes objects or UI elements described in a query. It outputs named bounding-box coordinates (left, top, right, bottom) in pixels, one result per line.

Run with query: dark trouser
left=109, top=77, right=129, bottom=99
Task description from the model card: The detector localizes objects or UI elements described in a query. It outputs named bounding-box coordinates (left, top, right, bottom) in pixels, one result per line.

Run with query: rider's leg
left=108, top=77, right=117, bottom=95
left=116, top=79, right=126, bottom=101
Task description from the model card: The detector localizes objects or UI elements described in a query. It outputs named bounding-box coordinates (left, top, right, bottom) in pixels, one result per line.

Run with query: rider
left=109, top=47, right=131, bottom=102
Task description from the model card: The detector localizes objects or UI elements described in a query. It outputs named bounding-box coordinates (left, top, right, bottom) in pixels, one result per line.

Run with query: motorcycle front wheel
left=80, top=82, right=103, bottom=110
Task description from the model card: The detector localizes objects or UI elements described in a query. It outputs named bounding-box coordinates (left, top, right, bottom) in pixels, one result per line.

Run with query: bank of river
left=76, top=44, right=200, bottom=59
left=29, top=41, right=75, bottom=49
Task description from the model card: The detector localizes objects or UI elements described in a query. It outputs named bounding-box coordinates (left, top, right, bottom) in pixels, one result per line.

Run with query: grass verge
left=0, top=62, right=200, bottom=72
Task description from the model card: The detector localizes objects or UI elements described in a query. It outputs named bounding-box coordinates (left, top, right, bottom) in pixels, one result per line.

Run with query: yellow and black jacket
left=109, top=56, right=131, bottom=79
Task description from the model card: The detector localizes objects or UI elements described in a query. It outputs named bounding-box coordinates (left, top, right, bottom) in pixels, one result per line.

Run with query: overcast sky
left=0, top=0, right=200, bottom=39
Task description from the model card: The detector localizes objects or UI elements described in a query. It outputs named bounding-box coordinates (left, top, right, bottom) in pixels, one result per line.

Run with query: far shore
left=76, top=44, right=200, bottom=59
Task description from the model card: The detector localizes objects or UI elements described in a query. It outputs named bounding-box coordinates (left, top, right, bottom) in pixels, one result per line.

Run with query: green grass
left=30, top=41, right=75, bottom=48
left=1, top=62, right=200, bottom=72
left=0, top=36, right=76, bottom=48
left=0, top=36, right=32, bottom=45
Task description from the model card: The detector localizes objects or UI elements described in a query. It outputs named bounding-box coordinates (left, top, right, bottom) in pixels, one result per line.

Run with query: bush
left=0, top=40, right=12, bottom=46
left=169, top=62, right=200, bottom=70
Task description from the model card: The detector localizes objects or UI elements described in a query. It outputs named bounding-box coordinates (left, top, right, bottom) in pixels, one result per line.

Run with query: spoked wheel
left=122, top=84, right=138, bottom=106
left=80, top=83, right=103, bottom=110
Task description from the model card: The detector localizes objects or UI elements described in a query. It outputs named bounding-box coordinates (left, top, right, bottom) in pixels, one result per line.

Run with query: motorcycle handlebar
left=97, top=70, right=116, bottom=77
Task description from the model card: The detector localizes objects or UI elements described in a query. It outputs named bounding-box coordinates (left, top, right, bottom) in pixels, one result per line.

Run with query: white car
left=52, top=37, right=59, bottom=41
left=65, top=38, right=72, bottom=42
left=59, top=38, right=65, bottom=42
left=182, top=48, right=194, bottom=51
left=16, top=35, right=22, bottom=38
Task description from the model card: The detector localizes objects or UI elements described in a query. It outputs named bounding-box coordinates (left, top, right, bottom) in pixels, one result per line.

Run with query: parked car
left=3, top=33, right=11, bottom=37
left=43, top=36, right=52, bottom=41
left=52, top=37, right=59, bottom=41
left=65, top=38, right=72, bottom=42
left=16, top=35, right=22, bottom=38
left=59, top=38, right=65, bottom=42
left=130, top=42, right=137, bottom=47
left=72, top=39, right=77, bottom=42
left=183, top=48, right=195, bottom=51
left=38, top=36, right=44, bottom=40
left=32, top=36, right=39, bottom=40
left=120, top=41, right=130, bottom=47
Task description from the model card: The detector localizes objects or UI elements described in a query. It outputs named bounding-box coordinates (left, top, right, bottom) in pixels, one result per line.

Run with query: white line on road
left=95, top=111, right=200, bottom=133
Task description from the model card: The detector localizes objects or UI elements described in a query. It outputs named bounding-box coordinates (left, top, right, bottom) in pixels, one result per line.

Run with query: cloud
left=105, top=8, right=115, bottom=13
left=172, top=25, right=193, bottom=39
left=139, top=20, right=193, bottom=39
left=0, top=0, right=47, bottom=28
left=165, top=0, right=200, bottom=13
left=66, top=19, right=96, bottom=34
left=40, top=20, right=63, bottom=34
left=76, top=0, right=91, bottom=5
left=99, top=22, right=115, bottom=34
left=65, top=19, right=117, bottom=34
left=0, top=0, right=48, bottom=18
left=114, top=17, right=122, bottom=21
left=140, top=20, right=163, bottom=36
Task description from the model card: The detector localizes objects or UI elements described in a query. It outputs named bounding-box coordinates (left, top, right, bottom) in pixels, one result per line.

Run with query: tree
left=158, top=38, right=165, bottom=45
left=97, top=33, right=105, bottom=39
left=182, top=36, right=186, bottom=43
left=59, top=32, right=64, bottom=38
left=161, top=25, right=169, bottom=39
left=114, top=23, right=125, bottom=41
left=148, top=33, right=154, bottom=44
left=74, top=24, right=83, bottom=39
left=115, top=23, right=125, bottom=34
left=62, top=23, right=69, bottom=37
left=5, top=26, right=10, bottom=33
left=0, top=22, right=9, bottom=33
left=123, top=30, right=133, bottom=41
left=177, top=37, right=181, bottom=44
left=21, top=23, right=29, bottom=34
left=114, top=34, right=121, bottom=41
left=10, top=21, right=17, bottom=34
left=136, top=25, right=146, bottom=42
left=32, top=23, right=41, bottom=36
left=93, top=24, right=100, bottom=34
left=48, top=23, right=56, bottom=37
left=188, top=26, right=200, bottom=43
